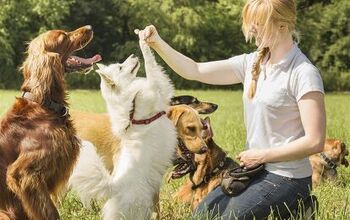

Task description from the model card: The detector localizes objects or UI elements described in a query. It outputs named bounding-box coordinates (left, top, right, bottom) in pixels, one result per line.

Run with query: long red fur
left=0, top=27, right=92, bottom=220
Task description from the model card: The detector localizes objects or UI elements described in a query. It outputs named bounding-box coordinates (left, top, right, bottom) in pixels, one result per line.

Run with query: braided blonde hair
left=248, top=47, right=269, bottom=99
left=241, top=0, right=297, bottom=99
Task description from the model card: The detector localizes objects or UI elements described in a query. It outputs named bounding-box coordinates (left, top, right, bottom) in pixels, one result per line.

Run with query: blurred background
left=0, top=0, right=349, bottom=90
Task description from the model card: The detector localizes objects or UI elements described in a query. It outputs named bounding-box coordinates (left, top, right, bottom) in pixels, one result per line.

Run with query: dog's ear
left=341, top=158, right=349, bottom=167
left=167, top=107, right=185, bottom=126
left=96, top=63, right=107, bottom=71
left=202, top=116, right=213, bottom=138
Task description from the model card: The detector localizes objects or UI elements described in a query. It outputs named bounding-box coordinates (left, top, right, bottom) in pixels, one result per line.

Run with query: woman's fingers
left=135, top=25, right=159, bottom=45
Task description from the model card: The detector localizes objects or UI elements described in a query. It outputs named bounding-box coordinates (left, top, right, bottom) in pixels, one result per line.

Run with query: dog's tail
left=69, top=140, right=113, bottom=206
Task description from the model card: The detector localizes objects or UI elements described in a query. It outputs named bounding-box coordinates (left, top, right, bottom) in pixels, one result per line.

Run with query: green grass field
left=0, top=90, right=349, bottom=219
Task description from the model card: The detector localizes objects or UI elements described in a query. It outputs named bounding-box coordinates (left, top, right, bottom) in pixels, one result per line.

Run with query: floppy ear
left=167, top=107, right=185, bottom=126
left=21, top=45, right=64, bottom=104
left=342, top=158, right=349, bottom=167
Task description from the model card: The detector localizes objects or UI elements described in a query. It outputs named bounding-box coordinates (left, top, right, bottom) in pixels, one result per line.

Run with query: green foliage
left=0, top=0, right=349, bottom=90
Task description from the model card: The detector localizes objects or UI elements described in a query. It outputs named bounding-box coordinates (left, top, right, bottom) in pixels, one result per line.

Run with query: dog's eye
left=187, top=126, right=196, bottom=133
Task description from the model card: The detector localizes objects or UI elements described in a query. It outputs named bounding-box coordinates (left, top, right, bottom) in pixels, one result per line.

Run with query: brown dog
left=0, top=26, right=101, bottom=220
left=310, top=138, right=349, bottom=187
left=174, top=117, right=238, bottom=210
left=71, top=104, right=207, bottom=172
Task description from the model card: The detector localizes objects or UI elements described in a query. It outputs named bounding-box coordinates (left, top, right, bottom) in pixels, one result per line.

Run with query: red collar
left=131, top=111, right=166, bottom=125
left=128, top=92, right=166, bottom=126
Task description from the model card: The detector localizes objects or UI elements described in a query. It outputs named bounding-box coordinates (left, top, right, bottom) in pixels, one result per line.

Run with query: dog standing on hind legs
left=70, top=39, right=177, bottom=220
left=0, top=26, right=101, bottom=220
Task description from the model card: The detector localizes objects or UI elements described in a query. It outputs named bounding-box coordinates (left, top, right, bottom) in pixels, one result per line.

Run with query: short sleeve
left=228, top=54, right=249, bottom=83
left=291, top=63, right=325, bottom=101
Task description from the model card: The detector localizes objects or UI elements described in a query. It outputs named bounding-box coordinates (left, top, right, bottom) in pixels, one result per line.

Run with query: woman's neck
left=267, top=35, right=294, bottom=65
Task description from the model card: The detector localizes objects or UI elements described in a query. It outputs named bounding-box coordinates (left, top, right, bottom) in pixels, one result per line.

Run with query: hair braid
left=248, top=47, right=270, bottom=99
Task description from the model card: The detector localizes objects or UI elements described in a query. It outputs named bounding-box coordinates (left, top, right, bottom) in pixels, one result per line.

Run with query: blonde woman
left=137, top=0, right=325, bottom=219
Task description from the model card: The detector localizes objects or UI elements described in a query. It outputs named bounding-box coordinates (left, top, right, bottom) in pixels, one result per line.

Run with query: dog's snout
left=84, top=25, right=93, bottom=31
left=212, top=104, right=218, bottom=110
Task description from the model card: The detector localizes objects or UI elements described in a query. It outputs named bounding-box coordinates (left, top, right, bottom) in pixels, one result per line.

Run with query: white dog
left=69, top=40, right=177, bottom=220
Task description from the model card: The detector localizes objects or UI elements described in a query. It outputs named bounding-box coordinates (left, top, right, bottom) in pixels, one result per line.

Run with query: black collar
left=320, top=152, right=337, bottom=169
left=22, top=92, right=69, bottom=117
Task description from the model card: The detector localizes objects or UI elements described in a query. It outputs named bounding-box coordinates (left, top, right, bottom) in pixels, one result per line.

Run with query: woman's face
left=249, top=23, right=268, bottom=47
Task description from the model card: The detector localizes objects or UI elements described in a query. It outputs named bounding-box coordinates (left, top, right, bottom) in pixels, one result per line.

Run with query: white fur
left=69, top=41, right=177, bottom=220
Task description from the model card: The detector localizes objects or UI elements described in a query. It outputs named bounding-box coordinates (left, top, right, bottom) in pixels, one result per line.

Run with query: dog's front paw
left=139, top=40, right=151, bottom=53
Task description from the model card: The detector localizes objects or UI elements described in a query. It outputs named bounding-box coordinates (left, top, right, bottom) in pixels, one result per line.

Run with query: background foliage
left=0, top=0, right=349, bottom=90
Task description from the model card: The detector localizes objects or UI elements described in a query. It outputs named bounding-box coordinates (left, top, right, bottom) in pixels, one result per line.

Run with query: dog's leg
left=6, top=154, right=60, bottom=220
left=139, top=40, right=174, bottom=99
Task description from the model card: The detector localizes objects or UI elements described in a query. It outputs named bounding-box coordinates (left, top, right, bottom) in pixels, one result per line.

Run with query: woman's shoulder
left=228, top=51, right=258, bottom=66
left=291, top=49, right=320, bottom=77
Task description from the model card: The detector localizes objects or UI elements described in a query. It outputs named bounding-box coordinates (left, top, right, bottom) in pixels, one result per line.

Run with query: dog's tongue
left=70, top=54, right=102, bottom=65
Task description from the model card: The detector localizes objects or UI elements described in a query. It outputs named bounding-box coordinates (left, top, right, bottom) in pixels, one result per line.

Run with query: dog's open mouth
left=65, top=54, right=102, bottom=73
left=131, top=60, right=140, bottom=75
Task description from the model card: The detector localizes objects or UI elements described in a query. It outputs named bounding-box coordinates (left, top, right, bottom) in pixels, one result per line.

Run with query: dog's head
left=170, top=95, right=218, bottom=114
left=21, top=25, right=101, bottom=102
left=96, top=54, right=140, bottom=99
left=168, top=105, right=208, bottom=154
left=323, top=139, right=349, bottom=167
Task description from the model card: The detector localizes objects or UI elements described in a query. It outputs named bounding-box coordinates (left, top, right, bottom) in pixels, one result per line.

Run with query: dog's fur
left=69, top=41, right=177, bottom=219
left=174, top=117, right=238, bottom=209
left=310, top=138, right=349, bottom=187
left=0, top=26, right=97, bottom=220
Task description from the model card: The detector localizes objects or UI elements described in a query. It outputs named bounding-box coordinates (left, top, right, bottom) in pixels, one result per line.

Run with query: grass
left=0, top=89, right=349, bottom=219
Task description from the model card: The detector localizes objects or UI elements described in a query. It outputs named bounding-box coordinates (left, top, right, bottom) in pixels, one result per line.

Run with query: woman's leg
left=194, top=170, right=312, bottom=220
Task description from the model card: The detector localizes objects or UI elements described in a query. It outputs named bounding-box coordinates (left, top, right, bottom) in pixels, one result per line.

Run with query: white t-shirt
left=229, top=44, right=324, bottom=178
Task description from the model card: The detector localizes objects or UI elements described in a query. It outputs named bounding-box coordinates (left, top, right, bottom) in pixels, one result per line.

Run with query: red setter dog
left=0, top=26, right=101, bottom=220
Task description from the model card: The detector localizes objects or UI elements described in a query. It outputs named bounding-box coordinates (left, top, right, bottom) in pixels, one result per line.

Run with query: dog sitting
left=0, top=26, right=101, bottom=220
left=173, top=116, right=238, bottom=210
left=69, top=40, right=178, bottom=220
left=309, top=138, right=349, bottom=187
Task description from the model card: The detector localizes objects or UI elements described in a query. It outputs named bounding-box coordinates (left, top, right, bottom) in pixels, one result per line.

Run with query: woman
left=137, top=0, right=326, bottom=219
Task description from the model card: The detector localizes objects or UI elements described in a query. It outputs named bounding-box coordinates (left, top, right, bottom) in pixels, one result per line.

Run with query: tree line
left=0, top=0, right=348, bottom=90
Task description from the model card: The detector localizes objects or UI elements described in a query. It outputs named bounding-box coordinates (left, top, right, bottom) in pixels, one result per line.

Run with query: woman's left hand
left=236, top=149, right=268, bottom=169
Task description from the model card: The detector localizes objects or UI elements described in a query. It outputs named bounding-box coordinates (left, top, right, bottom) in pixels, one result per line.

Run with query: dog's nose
left=212, top=104, right=218, bottom=110
left=85, top=25, right=93, bottom=31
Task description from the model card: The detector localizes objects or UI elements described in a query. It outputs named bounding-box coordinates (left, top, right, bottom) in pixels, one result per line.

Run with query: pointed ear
left=99, top=73, right=115, bottom=86
left=96, top=63, right=107, bottom=70
left=202, top=116, right=213, bottom=138
left=203, top=116, right=211, bottom=125
left=167, top=106, right=186, bottom=126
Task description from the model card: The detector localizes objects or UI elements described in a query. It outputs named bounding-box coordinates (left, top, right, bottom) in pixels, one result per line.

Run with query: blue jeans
left=194, top=170, right=312, bottom=220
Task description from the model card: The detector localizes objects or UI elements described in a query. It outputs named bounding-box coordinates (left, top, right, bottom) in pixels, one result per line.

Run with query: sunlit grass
left=0, top=89, right=349, bottom=219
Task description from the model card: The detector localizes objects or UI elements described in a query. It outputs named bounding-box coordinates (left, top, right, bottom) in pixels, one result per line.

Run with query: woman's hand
left=236, top=149, right=268, bottom=169
left=134, top=25, right=161, bottom=46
